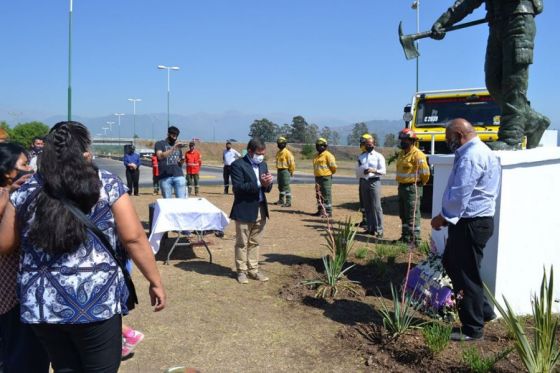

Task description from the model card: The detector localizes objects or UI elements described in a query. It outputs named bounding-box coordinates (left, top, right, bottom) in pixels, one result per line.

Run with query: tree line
left=1, top=121, right=50, bottom=147
left=248, top=116, right=399, bottom=147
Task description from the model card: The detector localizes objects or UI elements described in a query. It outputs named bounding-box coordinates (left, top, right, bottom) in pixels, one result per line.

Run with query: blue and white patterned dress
left=10, top=170, right=130, bottom=324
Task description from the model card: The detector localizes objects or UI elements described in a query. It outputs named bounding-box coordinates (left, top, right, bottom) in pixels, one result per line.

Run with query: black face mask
left=277, top=143, right=286, bottom=150
left=399, top=141, right=411, bottom=149
left=365, top=145, right=374, bottom=152
left=316, top=145, right=326, bottom=153
left=14, top=169, right=34, bottom=182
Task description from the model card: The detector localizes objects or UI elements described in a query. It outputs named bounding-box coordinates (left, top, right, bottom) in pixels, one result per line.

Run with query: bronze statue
left=431, top=0, right=549, bottom=150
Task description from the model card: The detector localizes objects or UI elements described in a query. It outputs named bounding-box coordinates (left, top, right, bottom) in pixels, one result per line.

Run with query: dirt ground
left=121, top=184, right=522, bottom=373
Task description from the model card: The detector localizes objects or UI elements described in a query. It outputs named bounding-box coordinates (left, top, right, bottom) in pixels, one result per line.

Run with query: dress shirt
left=251, top=160, right=264, bottom=202
left=441, top=137, right=501, bottom=225
left=356, top=150, right=386, bottom=179
left=123, top=152, right=141, bottom=168
left=223, top=149, right=241, bottom=166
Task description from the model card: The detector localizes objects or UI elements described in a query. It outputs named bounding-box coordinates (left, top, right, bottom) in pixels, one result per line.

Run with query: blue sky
left=1, top=1, right=559, bottom=126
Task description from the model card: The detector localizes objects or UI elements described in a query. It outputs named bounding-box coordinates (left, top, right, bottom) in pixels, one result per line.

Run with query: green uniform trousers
left=186, top=173, right=200, bottom=195
left=315, top=176, right=333, bottom=214
left=398, top=183, right=423, bottom=243
left=277, top=169, right=292, bottom=204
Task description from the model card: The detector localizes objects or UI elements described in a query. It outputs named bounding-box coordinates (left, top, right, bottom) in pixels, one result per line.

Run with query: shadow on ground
left=174, top=260, right=235, bottom=279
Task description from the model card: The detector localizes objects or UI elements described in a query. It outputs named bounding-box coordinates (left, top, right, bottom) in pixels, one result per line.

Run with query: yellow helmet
left=316, top=137, right=328, bottom=146
left=277, top=136, right=287, bottom=144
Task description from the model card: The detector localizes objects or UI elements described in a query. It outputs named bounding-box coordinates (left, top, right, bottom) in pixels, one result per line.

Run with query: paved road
left=94, top=157, right=396, bottom=187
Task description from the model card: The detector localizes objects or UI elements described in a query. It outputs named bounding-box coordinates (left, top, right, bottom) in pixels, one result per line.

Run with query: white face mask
left=251, top=154, right=264, bottom=164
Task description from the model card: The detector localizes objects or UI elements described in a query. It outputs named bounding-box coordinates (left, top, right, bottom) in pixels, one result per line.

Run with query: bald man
left=431, top=118, right=501, bottom=341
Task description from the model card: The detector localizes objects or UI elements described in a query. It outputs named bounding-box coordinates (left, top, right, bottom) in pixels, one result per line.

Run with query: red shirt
left=185, top=149, right=202, bottom=174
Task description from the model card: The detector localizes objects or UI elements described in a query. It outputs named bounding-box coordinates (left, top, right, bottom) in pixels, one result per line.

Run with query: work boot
left=224, top=187, right=229, bottom=194
left=526, top=113, right=551, bottom=149
left=282, top=202, right=291, bottom=207
left=195, top=187, right=199, bottom=196
left=248, top=271, right=269, bottom=282
left=487, top=141, right=518, bottom=151
left=311, top=210, right=323, bottom=217
left=237, top=272, right=249, bottom=284
left=188, top=187, right=192, bottom=195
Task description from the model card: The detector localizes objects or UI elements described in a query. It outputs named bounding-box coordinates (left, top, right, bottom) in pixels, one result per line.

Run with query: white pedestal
left=430, top=147, right=560, bottom=315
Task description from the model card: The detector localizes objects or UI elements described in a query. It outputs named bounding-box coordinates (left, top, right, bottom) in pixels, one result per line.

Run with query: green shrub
left=304, top=217, right=360, bottom=298
left=485, top=267, right=560, bottom=373
left=377, top=283, right=420, bottom=340
left=354, top=247, right=369, bottom=259
left=462, top=346, right=512, bottom=373
left=417, top=240, right=431, bottom=257
left=422, top=322, right=452, bottom=355
left=301, top=144, right=315, bottom=159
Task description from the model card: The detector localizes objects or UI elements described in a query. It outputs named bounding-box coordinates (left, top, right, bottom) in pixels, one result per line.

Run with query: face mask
left=447, top=138, right=461, bottom=152
left=365, top=145, right=374, bottom=153
left=14, top=169, right=34, bottom=182
left=168, top=136, right=176, bottom=145
left=251, top=154, right=264, bottom=164
left=399, top=141, right=411, bottom=149
left=316, top=145, right=326, bottom=153
left=277, top=143, right=286, bottom=150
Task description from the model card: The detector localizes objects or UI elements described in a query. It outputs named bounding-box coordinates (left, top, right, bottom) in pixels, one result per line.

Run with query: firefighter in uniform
left=185, top=141, right=202, bottom=196
left=431, top=0, right=549, bottom=150
left=275, top=136, right=295, bottom=207
left=313, top=138, right=337, bottom=217
left=358, top=133, right=373, bottom=227
left=395, top=129, right=430, bottom=245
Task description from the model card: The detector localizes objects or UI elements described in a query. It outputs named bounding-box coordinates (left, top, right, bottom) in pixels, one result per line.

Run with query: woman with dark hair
left=0, top=142, right=49, bottom=373
left=0, top=122, right=166, bottom=372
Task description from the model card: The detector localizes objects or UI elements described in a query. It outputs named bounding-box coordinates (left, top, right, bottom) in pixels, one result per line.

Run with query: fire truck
left=402, top=88, right=501, bottom=211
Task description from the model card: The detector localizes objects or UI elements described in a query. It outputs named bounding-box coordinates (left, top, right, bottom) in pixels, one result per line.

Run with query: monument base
left=430, top=146, right=560, bottom=315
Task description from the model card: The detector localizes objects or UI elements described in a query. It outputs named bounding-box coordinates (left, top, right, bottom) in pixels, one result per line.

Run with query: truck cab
left=402, top=88, right=502, bottom=210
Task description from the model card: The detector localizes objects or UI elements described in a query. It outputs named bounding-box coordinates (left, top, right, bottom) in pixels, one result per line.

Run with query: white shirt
left=251, top=161, right=264, bottom=202
left=223, top=148, right=241, bottom=166
left=356, top=150, right=386, bottom=179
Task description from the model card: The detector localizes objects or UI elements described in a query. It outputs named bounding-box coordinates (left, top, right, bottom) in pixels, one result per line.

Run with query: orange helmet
left=398, top=128, right=417, bottom=140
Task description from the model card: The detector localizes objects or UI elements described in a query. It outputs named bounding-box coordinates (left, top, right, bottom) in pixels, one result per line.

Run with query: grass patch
left=462, top=346, right=512, bottom=373
left=422, top=322, right=452, bottom=355
left=354, top=247, right=369, bottom=260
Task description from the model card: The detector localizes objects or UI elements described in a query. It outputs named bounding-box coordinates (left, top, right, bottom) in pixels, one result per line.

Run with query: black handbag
left=60, top=198, right=139, bottom=311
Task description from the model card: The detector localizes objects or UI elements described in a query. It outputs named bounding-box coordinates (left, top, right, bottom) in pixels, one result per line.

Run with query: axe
left=398, top=18, right=487, bottom=60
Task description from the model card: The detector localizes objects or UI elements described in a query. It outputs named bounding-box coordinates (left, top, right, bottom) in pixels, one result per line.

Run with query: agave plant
left=377, top=283, right=421, bottom=340
left=485, top=267, right=559, bottom=373
left=304, top=217, right=360, bottom=299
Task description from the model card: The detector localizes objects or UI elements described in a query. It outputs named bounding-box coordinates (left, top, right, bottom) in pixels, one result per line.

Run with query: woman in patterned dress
left=0, top=121, right=166, bottom=373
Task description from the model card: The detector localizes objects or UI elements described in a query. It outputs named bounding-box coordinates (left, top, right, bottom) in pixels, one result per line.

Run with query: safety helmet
left=398, top=128, right=417, bottom=140
left=277, top=136, right=287, bottom=144
left=360, top=133, right=372, bottom=143
left=316, top=138, right=328, bottom=146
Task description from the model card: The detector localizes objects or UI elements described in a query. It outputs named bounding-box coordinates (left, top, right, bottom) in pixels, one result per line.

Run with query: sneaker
left=237, top=272, right=249, bottom=284
left=248, top=272, right=269, bottom=282
left=450, top=331, right=482, bottom=342
left=122, top=330, right=145, bottom=357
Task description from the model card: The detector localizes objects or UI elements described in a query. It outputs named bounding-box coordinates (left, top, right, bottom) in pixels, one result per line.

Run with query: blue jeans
left=159, top=176, right=187, bottom=198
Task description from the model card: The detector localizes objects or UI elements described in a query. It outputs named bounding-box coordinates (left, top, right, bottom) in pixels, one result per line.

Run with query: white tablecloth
left=148, top=198, right=230, bottom=253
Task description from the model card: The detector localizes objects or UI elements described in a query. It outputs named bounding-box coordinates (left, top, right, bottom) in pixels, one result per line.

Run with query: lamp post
left=114, top=113, right=124, bottom=145
left=157, top=65, right=180, bottom=128
left=128, top=98, right=141, bottom=144
left=67, top=0, right=73, bottom=121
left=411, top=0, right=420, bottom=92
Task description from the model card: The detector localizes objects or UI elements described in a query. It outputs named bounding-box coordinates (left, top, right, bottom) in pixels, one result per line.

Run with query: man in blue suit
left=230, top=138, right=273, bottom=284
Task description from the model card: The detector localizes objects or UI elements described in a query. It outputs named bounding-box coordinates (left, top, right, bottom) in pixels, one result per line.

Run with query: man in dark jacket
left=230, top=138, right=273, bottom=284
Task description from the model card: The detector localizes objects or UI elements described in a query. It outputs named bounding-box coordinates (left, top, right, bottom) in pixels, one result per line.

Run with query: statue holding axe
left=400, top=0, right=549, bottom=150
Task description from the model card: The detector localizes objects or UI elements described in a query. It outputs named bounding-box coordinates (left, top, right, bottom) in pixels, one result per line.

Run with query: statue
left=431, top=0, right=549, bottom=150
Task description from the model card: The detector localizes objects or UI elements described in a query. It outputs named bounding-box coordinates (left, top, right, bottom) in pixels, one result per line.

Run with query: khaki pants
left=234, top=204, right=267, bottom=274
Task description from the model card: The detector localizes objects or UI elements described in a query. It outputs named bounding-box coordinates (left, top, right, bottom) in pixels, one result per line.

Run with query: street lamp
left=67, top=0, right=73, bottom=121
left=114, top=113, right=124, bottom=145
left=157, top=65, right=180, bottom=128
left=128, top=98, right=141, bottom=144
left=411, top=0, right=420, bottom=92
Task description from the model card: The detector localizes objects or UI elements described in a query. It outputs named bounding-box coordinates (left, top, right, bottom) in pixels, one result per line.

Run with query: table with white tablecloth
left=148, top=198, right=229, bottom=264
